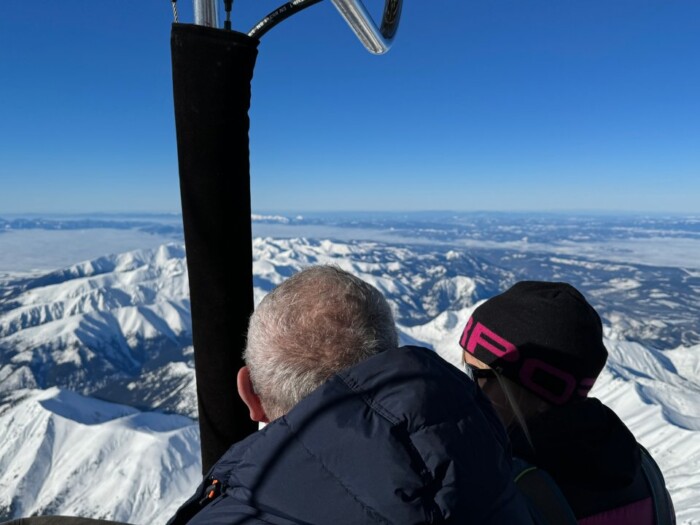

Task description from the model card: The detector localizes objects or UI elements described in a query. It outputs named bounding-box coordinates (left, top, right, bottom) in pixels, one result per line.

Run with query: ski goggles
left=463, top=362, right=497, bottom=383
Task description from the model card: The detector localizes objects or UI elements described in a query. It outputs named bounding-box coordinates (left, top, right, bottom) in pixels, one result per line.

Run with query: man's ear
left=237, top=366, right=270, bottom=423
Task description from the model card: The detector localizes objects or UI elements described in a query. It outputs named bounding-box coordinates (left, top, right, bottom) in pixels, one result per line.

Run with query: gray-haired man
left=170, top=265, right=535, bottom=525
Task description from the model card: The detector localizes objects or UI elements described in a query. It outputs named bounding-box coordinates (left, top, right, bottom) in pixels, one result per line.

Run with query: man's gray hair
left=244, top=265, right=398, bottom=420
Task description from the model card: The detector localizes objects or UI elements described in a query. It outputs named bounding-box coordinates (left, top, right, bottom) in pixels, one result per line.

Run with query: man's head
left=238, top=265, right=398, bottom=422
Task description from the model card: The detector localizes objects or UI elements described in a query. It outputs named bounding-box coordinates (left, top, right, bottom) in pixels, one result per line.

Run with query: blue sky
left=1, top=1, right=699, bottom=214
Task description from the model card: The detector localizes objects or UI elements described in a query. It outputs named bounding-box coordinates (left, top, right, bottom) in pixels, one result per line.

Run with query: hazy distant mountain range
left=3, top=212, right=699, bottom=243
left=0, top=213, right=698, bottom=523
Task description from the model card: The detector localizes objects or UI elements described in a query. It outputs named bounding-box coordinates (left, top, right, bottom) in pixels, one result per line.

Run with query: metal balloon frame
left=191, top=0, right=403, bottom=54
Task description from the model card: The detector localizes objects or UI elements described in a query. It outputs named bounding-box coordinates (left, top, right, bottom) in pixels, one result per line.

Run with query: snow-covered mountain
left=1, top=234, right=699, bottom=523
left=0, top=388, right=199, bottom=523
left=0, top=244, right=196, bottom=417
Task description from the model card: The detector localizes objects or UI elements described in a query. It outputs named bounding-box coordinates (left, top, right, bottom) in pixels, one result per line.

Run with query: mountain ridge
left=0, top=236, right=698, bottom=523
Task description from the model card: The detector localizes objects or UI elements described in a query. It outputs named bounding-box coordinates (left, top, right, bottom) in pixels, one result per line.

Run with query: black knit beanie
left=459, top=281, right=608, bottom=405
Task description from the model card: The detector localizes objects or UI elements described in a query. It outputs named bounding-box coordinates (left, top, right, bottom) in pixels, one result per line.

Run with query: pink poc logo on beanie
left=460, top=318, right=598, bottom=405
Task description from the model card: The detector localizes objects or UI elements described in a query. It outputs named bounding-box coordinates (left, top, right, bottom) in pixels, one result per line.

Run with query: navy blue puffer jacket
left=168, top=346, right=535, bottom=525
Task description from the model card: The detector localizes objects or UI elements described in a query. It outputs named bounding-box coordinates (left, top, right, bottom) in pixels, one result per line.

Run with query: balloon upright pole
left=193, top=0, right=219, bottom=27
left=171, top=23, right=259, bottom=474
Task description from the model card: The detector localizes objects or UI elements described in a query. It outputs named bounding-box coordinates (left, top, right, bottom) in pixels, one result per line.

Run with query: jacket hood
left=509, top=397, right=641, bottom=489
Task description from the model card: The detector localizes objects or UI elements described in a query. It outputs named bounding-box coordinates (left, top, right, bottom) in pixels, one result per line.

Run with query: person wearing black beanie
left=460, top=281, right=675, bottom=525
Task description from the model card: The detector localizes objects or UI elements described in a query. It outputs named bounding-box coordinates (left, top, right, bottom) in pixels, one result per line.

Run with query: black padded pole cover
left=171, top=23, right=259, bottom=474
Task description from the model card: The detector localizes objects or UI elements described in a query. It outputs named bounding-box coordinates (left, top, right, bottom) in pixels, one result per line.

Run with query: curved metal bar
left=330, top=0, right=402, bottom=54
